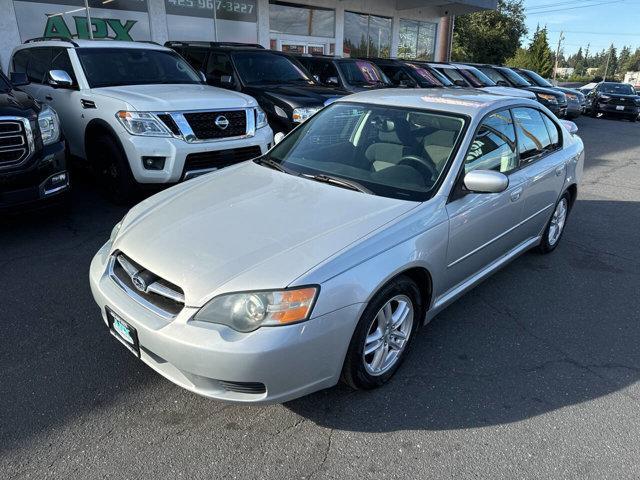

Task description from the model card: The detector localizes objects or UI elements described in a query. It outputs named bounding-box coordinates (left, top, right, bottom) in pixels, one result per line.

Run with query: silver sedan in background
left=90, top=89, right=584, bottom=403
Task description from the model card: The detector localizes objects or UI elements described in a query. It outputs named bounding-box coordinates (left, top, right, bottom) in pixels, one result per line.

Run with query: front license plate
left=106, top=308, right=140, bottom=357
left=616, top=105, right=625, bottom=111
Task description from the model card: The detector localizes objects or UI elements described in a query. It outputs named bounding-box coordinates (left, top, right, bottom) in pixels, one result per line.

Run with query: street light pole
left=553, top=31, right=564, bottom=83
left=84, top=0, right=93, bottom=39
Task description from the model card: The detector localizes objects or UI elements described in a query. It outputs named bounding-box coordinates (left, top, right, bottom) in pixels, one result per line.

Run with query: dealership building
left=1, top=0, right=495, bottom=72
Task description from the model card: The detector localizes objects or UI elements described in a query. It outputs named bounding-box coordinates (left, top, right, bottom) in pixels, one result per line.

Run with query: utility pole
left=84, top=0, right=93, bottom=39
left=603, top=47, right=612, bottom=81
left=553, top=31, right=564, bottom=83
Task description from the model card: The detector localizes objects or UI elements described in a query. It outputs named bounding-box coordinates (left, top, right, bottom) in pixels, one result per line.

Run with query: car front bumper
left=119, top=126, right=273, bottom=184
left=89, top=243, right=361, bottom=403
left=597, top=103, right=640, bottom=116
left=0, top=139, right=69, bottom=211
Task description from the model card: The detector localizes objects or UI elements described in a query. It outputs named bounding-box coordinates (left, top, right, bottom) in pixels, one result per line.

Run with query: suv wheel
left=92, top=135, right=137, bottom=204
left=341, top=276, right=421, bottom=390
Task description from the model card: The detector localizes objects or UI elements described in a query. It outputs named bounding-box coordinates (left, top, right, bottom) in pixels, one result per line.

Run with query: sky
left=522, top=0, right=640, bottom=57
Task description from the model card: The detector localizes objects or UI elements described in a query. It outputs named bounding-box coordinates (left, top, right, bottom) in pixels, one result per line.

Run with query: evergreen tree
left=527, top=25, right=554, bottom=77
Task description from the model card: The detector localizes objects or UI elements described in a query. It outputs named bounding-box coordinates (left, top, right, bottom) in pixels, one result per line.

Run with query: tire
left=589, top=108, right=598, bottom=118
left=90, top=134, right=137, bottom=204
left=341, top=276, right=422, bottom=390
left=538, top=191, right=571, bottom=254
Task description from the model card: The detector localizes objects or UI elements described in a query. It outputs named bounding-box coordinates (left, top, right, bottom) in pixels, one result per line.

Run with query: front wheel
left=341, top=276, right=421, bottom=390
left=91, top=135, right=137, bottom=204
left=538, top=192, right=571, bottom=254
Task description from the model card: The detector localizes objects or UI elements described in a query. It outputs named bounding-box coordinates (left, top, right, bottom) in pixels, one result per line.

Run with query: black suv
left=364, top=58, right=449, bottom=88
left=586, top=82, right=639, bottom=121
left=0, top=70, right=67, bottom=211
left=166, top=42, right=348, bottom=134
left=468, top=64, right=568, bottom=117
left=294, top=55, right=392, bottom=92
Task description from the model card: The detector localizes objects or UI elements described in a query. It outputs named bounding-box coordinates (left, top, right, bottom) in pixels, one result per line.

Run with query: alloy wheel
left=548, top=197, right=568, bottom=246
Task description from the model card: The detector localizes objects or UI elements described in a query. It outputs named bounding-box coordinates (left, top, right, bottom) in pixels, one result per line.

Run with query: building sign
left=164, top=0, right=258, bottom=43
left=12, top=0, right=151, bottom=42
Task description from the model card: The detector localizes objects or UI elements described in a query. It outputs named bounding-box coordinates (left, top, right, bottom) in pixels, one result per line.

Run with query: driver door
left=444, top=110, right=529, bottom=292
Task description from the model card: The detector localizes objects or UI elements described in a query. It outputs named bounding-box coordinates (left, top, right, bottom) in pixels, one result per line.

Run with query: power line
left=526, top=0, right=615, bottom=11
left=527, top=0, right=628, bottom=15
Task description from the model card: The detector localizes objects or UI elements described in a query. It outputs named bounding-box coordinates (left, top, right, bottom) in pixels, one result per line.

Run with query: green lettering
left=43, top=16, right=72, bottom=39
left=73, top=16, right=108, bottom=39
left=106, top=19, right=137, bottom=41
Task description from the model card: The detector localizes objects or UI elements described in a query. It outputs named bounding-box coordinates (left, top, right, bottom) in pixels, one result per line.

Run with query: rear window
left=339, top=61, right=387, bottom=86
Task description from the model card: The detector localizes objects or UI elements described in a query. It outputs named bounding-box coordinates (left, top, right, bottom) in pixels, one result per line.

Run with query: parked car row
left=0, top=38, right=603, bottom=214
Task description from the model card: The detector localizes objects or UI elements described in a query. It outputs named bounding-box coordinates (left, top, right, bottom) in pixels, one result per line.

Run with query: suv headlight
left=292, top=106, right=322, bottom=123
left=599, top=95, right=611, bottom=101
left=536, top=93, right=558, bottom=103
left=116, top=111, right=171, bottom=137
left=255, top=107, right=268, bottom=129
left=565, top=92, right=577, bottom=101
left=38, top=106, right=60, bottom=145
left=193, top=286, right=319, bottom=332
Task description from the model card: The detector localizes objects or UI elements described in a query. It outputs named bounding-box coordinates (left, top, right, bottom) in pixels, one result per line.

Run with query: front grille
left=109, top=252, right=185, bottom=319
left=184, top=110, right=247, bottom=140
left=183, top=146, right=262, bottom=176
left=610, top=97, right=637, bottom=107
left=218, top=381, right=266, bottom=395
left=157, top=114, right=181, bottom=135
left=0, top=118, right=31, bottom=168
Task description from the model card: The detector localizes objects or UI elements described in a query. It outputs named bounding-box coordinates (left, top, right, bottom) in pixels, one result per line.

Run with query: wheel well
left=566, top=184, right=578, bottom=209
left=84, top=120, right=120, bottom=159
left=396, top=267, right=433, bottom=321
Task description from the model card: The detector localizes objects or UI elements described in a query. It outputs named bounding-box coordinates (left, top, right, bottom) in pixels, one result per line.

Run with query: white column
left=391, top=15, right=400, bottom=58
left=147, top=0, right=169, bottom=45
left=257, top=0, right=270, bottom=48
left=0, top=0, right=22, bottom=72
left=334, top=3, right=345, bottom=57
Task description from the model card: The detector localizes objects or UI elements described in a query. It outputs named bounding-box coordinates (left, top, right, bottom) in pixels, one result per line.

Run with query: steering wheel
left=398, top=155, right=438, bottom=183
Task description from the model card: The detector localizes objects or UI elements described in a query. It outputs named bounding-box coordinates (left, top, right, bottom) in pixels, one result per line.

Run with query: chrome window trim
left=0, top=116, right=34, bottom=170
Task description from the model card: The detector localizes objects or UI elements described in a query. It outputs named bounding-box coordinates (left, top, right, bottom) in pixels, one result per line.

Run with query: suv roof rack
left=165, top=41, right=264, bottom=49
left=25, top=36, right=79, bottom=47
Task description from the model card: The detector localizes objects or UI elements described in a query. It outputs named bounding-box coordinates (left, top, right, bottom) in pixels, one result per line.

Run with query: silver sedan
left=90, top=89, right=584, bottom=403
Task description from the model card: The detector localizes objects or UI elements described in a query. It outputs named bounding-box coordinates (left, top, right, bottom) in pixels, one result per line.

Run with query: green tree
left=598, top=44, right=618, bottom=80
left=508, top=47, right=532, bottom=69
left=527, top=25, right=554, bottom=77
left=452, top=0, right=527, bottom=63
left=617, top=46, right=632, bottom=75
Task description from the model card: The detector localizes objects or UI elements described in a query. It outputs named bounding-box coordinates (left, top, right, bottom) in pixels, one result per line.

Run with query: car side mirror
left=496, top=80, right=509, bottom=87
left=198, top=70, right=207, bottom=82
left=220, top=75, right=235, bottom=88
left=326, top=76, right=339, bottom=86
left=10, top=72, right=29, bottom=87
left=464, top=170, right=509, bottom=194
left=560, top=120, right=579, bottom=135
left=274, top=132, right=285, bottom=145
left=48, top=70, right=73, bottom=88
left=453, top=79, right=467, bottom=87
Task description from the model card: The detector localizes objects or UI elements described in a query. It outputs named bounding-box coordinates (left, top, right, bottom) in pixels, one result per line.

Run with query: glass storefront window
left=398, top=19, right=437, bottom=61
left=343, top=11, right=391, bottom=58
left=269, top=1, right=335, bottom=38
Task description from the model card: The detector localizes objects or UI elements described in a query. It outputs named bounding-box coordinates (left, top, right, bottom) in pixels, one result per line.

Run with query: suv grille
left=183, top=146, right=262, bottom=177
left=0, top=118, right=31, bottom=168
left=610, top=97, right=636, bottom=107
left=184, top=110, right=247, bottom=140
left=109, top=252, right=185, bottom=319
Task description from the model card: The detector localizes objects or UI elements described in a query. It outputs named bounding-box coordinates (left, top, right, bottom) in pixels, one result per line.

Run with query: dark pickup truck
left=0, top=71, right=67, bottom=211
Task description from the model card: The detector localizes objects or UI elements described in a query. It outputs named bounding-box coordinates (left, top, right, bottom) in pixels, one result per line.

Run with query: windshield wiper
left=254, top=157, right=291, bottom=174
left=300, top=173, right=371, bottom=194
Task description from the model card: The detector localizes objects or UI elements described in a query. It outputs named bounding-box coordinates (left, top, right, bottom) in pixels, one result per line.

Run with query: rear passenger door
left=512, top=107, right=567, bottom=238
left=444, top=110, right=530, bottom=291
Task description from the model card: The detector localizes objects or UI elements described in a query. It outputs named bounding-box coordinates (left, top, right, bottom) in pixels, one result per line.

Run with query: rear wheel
left=341, top=276, right=421, bottom=390
left=91, top=134, right=137, bottom=204
left=538, top=192, right=571, bottom=254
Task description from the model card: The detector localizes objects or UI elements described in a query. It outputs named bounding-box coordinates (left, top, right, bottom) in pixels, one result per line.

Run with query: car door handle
left=45, top=95, right=53, bottom=101
left=510, top=187, right=523, bottom=202
left=555, top=165, right=565, bottom=176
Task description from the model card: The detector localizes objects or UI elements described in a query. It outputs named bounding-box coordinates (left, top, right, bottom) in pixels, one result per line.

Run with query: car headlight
left=565, top=93, right=577, bottom=101
left=292, top=106, right=322, bottom=123
left=255, top=107, right=268, bottom=129
left=193, top=286, right=319, bottom=332
left=110, top=221, right=123, bottom=243
left=536, top=93, right=558, bottom=103
left=635, top=98, right=640, bottom=106
left=116, top=111, right=171, bottom=137
left=38, top=106, right=60, bottom=145
left=599, top=95, right=611, bottom=101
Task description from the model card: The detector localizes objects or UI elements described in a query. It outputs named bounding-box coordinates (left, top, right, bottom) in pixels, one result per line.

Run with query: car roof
left=15, top=39, right=169, bottom=51
left=336, top=88, right=537, bottom=116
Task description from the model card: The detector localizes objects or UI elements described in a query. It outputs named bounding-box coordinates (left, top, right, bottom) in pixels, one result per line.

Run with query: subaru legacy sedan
left=90, top=89, right=584, bottom=403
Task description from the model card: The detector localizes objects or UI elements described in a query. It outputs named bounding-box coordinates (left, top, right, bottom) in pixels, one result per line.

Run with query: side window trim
left=511, top=107, right=559, bottom=169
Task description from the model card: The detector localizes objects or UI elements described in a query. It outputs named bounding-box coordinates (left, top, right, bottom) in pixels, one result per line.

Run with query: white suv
left=10, top=39, right=273, bottom=200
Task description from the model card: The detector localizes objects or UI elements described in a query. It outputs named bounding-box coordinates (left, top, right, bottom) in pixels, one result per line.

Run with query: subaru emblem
left=132, top=274, right=147, bottom=292
left=215, top=115, right=230, bottom=130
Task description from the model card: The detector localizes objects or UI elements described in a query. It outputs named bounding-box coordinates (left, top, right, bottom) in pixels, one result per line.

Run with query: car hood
left=0, top=88, right=39, bottom=116
left=481, top=86, right=536, bottom=99
left=113, top=162, right=417, bottom=306
left=525, top=86, right=566, bottom=100
left=247, top=84, right=348, bottom=109
left=94, top=84, right=257, bottom=111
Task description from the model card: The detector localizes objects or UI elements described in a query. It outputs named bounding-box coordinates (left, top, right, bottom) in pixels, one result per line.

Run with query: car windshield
left=406, top=63, right=445, bottom=87
left=261, top=102, right=466, bottom=202
left=601, top=83, right=636, bottom=95
left=232, top=52, right=314, bottom=86
left=521, top=69, right=553, bottom=87
left=338, top=60, right=388, bottom=86
left=497, top=67, right=532, bottom=87
left=77, top=48, right=202, bottom=88
left=0, top=72, right=11, bottom=92
left=439, top=67, right=472, bottom=86
left=460, top=66, right=496, bottom=87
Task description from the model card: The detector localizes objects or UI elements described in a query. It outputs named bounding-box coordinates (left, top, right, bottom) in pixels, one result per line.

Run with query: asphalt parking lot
left=2, top=115, right=640, bottom=480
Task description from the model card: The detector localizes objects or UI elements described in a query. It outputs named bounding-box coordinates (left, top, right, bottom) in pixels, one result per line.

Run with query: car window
left=12, top=50, right=30, bottom=76
left=542, top=114, right=561, bottom=148
left=313, top=60, right=340, bottom=85
left=231, top=51, right=313, bottom=85
left=265, top=102, right=466, bottom=202
left=50, top=48, right=77, bottom=85
left=440, top=67, right=470, bottom=86
left=379, top=65, right=416, bottom=87
left=465, top=110, right=518, bottom=174
left=27, top=48, right=52, bottom=84
left=600, top=83, right=635, bottom=95
left=339, top=61, right=386, bottom=86
left=512, top=108, right=552, bottom=163
left=206, top=53, right=234, bottom=85
left=180, top=48, right=208, bottom=72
